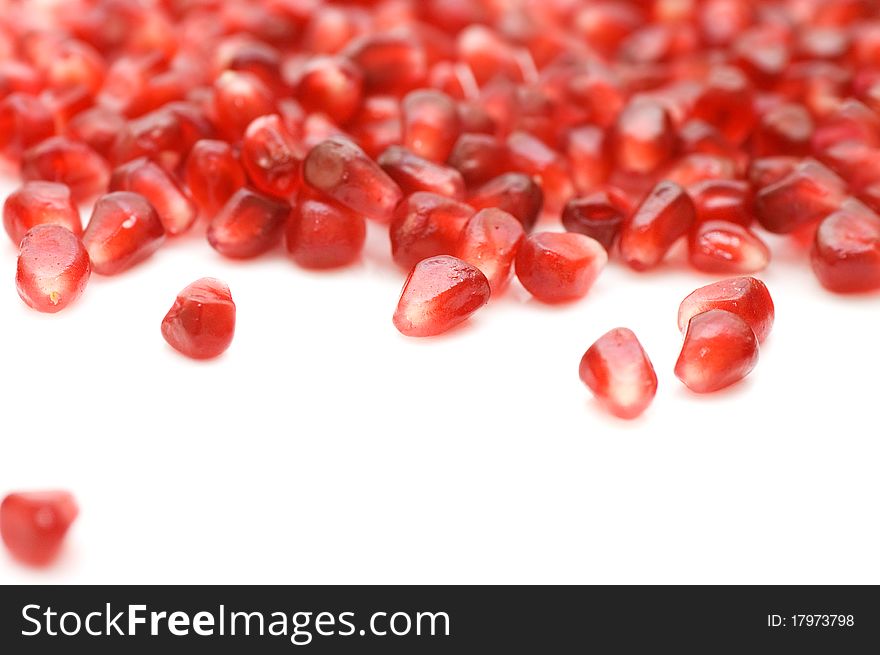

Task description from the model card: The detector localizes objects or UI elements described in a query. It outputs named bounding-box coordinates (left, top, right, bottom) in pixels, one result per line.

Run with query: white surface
left=1, top=174, right=879, bottom=585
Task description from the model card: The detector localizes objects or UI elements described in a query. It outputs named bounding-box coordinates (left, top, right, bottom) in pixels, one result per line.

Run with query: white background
left=1, top=172, right=879, bottom=585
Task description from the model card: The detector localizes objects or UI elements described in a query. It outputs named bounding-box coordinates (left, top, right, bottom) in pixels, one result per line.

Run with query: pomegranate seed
left=811, top=205, right=880, bottom=293
left=0, top=93, right=55, bottom=159
left=241, top=114, right=301, bottom=200
left=207, top=188, right=289, bottom=259
left=561, top=188, right=631, bottom=251
left=21, top=136, right=110, bottom=202
left=812, top=99, right=880, bottom=154
left=3, top=181, right=81, bottom=245
left=161, top=278, right=236, bottom=360
left=691, top=66, right=756, bottom=145
left=294, top=56, right=364, bottom=125
left=0, top=491, right=78, bottom=566
left=611, top=98, right=676, bottom=174
left=16, top=225, right=90, bottom=313
left=378, top=145, right=465, bottom=200
left=468, top=172, right=543, bottom=232
left=344, top=33, right=427, bottom=97
left=390, top=192, right=475, bottom=270
left=393, top=255, right=490, bottom=337
left=675, top=309, right=759, bottom=393
left=456, top=208, right=525, bottom=294
left=688, top=221, right=770, bottom=274
left=401, top=89, right=461, bottom=163
left=456, top=25, right=520, bottom=86
left=506, top=131, right=573, bottom=212
left=83, top=192, right=165, bottom=275
left=110, top=158, right=197, bottom=236
left=515, top=232, right=607, bottom=304
left=579, top=328, right=658, bottom=420
left=446, top=132, right=508, bottom=187
left=303, top=137, right=403, bottom=223
left=211, top=70, right=276, bottom=141
left=753, top=103, right=814, bottom=157
left=664, top=153, right=737, bottom=187
left=67, top=106, right=127, bottom=160
left=687, top=179, right=754, bottom=227
left=347, top=95, right=403, bottom=159
left=619, top=181, right=696, bottom=271
left=566, top=125, right=609, bottom=194
left=286, top=190, right=366, bottom=269
left=755, top=159, right=847, bottom=234
left=184, top=139, right=247, bottom=217
left=678, top=277, right=775, bottom=343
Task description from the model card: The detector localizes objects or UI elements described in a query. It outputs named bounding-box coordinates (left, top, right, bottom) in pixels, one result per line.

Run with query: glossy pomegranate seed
left=515, top=232, right=607, bottom=304
left=811, top=205, right=880, bottom=293
left=3, top=182, right=81, bottom=245
left=579, top=328, right=658, bottom=420
left=67, top=106, right=127, bottom=160
left=207, top=188, right=289, bottom=259
left=0, top=491, right=78, bottom=566
left=393, top=255, right=490, bottom=337
left=468, top=173, right=543, bottom=233
left=184, top=140, right=247, bottom=217
left=0, top=93, right=55, bottom=159
left=456, top=25, right=520, bottom=86
left=303, top=137, right=403, bottom=223
left=748, top=156, right=800, bottom=189
left=506, top=131, right=573, bottom=212
left=754, top=159, right=847, bottom=234
left=691, top=66, right=756, bottom=145
left=753, top=103, right=814, bottom=157
left=211, top=70, right=276, bottom=141
left=678, top=277, right=775, bottom=343
left=21, top=136, right=110, bottom=202
left=688, top=221, right=770, bottom=274
left=286, top=190, right=366, bottom=269
left=611, top=98, right=676, bottom=174
left=812, top=99, right=880, bottom=155
left=561, top=188, right=631, bottom=251
left=619, top=181, right=696, bottom=271
left=294, top=56, right=363, bottom=125
left=401, top=89, right=461, bottom=163
left=675, top=310, right=759, bottom=394
left=456, top=208, right=525, bottom=294
left=390, top=192, right=475, bottom=270
left=16, top=225, right=90, bottom=313
left=110, top=158, right=197, bottom=236
left=446, top=132, right=508, bottom=187
left=161, top=278, right=236, bottom=360
left=566, top=125, right=609, bottom=194
left=83, top=192, right=165, bottom=275
left=687, top=179, right=754, bottom=227
left=241, top=114, right=301, bottom=200
left=347, top=95, right=403, bottom=159
left=378, top=145, right=465, bottom=200
left=344, top=33, right=427, bottom=97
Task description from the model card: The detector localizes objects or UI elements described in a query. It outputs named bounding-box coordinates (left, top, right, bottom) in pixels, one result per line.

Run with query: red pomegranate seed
left=344, top=33, right=428, bottom=97
left=675, top=309, right=759, bottom=394
left=67, top=106, right=128, bottom=160
left=812, top=99, right=880, bottom=154
left=184, top=139, right=247, bottom=217
left=687, top=179, right=754, bottom=227
left=688, top=221, right=770, bottom=274
left=446, top=132, right=509, bottom=187
left=241, top=114, right=301, bottom=200
left=754, top=159, right=847, bottom=234
left=16, top=225, right=90, bottom=313
left=0, top=491, right=78, bottom=566
left=294, top=56, right=364, bottom=125
left=611, top=97, right=676, bottom=174
left=207, top=188, right=289, bottom=259
left=378, top=145, right=466, bottom=200
left=753, top=102, right=814, bottom=157
left=456, top=25, right=520, bottom=86
left=811, top=204, right=880, bottom=293
left=347, top=95, right=403, bottom=159
left=691, top=66, right=756, bottom=145
left=161, top=278, right=236, bottom=360
left=619, top=181, right=696, bottom=271
left=211, top=70, right=276, bottom=141
left=21, top=136, right=110, bottom=202
left=456, top=208, right=525, bottom=294
left=561, top=188, right=631, bottom=251
left=400, top=89, right=461, bottom=163
left=664, top=153, right=737, bottom=187
left=468, top=172, right=543, bottom=232
left=393, top=255, right=490, bottom=337
left=579, top=328, right=658, bottom=420
left=3, top=182, right=81, bottom=245
left=748, top=156, right=800, bottom=190
left=286, top=189, right=366, bottom=269
left=83, top=191, right=165, bottom=275
left=566, top=125, right=609, bottom=194
left=390, top=192, right=475, bottom=270
left=302, top=137, right=403, bottom=223
left=110, top=157, right=197, bottom=236
left=515, top=232, right=607, bottom=304
left=678, top=277, right=775, bottom=343
left=506, top=130, right=573, bottom=212
left=0, top=93, right=55, bottom=159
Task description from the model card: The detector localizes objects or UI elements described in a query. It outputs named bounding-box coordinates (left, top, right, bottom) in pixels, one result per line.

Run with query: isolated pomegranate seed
left=390, top=192, right=475, bottom=270
left=755, top=159, right=847, bottom=234
left=611, top=98, right=676, bottom=174
left=184, top=139, right=247, bottom=217
left=393, top=255, right=490, bottom=337
left=294, top=56, right=363, bottom=125
left=0, top=93, right=55, bottom=159
left=579, top=328, right=658, bottom=420
left=688, top=179, right=754, bottom=227
left=561, top=188, right=631, bottom=251
left=16, top=225, right=90, bottom=313
left=619, top=181, right=696, bottom=271
left=110, top=158, right=197, bottom=236
left=161, top=278, right=236, bottom=360
left=688, top=221, right=770, bottom=274
left=447, top=132, right=508, bottom=187
left=811, top=205, right=880, bottom=293
left=286, top=190, right=366, bottom=269
left=208, top=188, right=289, bottom=259
left=241, top=114, right=301, bottom=200
left=678, top=277, right=775, bottom=343
left=378, top=145, right=466, bottom=200
left=3, top=182, right=81, bottom=245
left=675, top=310, right=759, bottom=394
left=401, top=89, right=461, bottom=163
left=303, top=137, right=403, bottom=223
left=468, top=172, right=543, bottom=232
left=0, top=491, right=78, bottom=566
left=456, top=208, right=525, bottom=294
left=211, top=70, right=276, bottom=141
left=21, top=137, right=110, bottom=202
left=515, top=232, right=607, bottom=304
left=83, top=192, right=165, bottom=275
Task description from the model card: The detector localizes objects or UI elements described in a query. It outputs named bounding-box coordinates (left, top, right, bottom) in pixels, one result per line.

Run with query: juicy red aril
left=16, top=225, right=90, bottom=313
left=0, top=93, right=55, bottom=159
left=390, top=192, right=475, bottom=270
left=110, top=158, right=197, bottom=236
left=83, top=192, right=165, bottom=275
left=303, top=137, right=403, bottom=223
left=393, top=255, right=490, bottom=337
left=566, top=125, right=609, bottom=194
left=211, top=70, right=276, bottom=141
left=620, top=181, right=696, bottom=271
left=208, top=188, right=289, bottom=259
left=184, top=140, right=247, bottom=217
left=347, top=95, right=403, bottom=159
left=401, top=89, right=461, bottom=163
left=561, top=188, right=631, bottom=251
left=755, top=159, right=847, bottom=234
left=447, top=132, right=508, bottom=187
left=753, top=103, right=814, bottom=157
left=0, top=491, right=78, bottom=566
left=456, top=208, right=525, bottom=294
left=287, top=190, right=366, bottom=269
left=611, top=98, right=676, bottom=174
left=3, top=182, right=81, bottom=245
left=67, top=106, right=127, bottom=160
left=378, top=145, right=466, bottom=200
left=515, top=232, right=607, bottom=304
left=161, top=278, right=236, bottom=360
left=579, top=328, right=658, bottom=420
left=468, top=173, right=543, bottom=233
left=678, top=277, right=775, bottom=343
left=691, top=66, right=756, bottom=146
left=688, top=221, right=770, bottom=274
left=294, top=56, right=363, bottom=125
left=688, top=179, right=754, bottom=227
left=675, top=309, right=759, bottom=394
left=21, top=137, right=110, bottom=202
left=811, top=205, right=880, bottom=293
left=241, top=114, right=301, bottom=200
left=506, top=131, right=573, bottom=213
left=345, top=33, right=427, bottom=97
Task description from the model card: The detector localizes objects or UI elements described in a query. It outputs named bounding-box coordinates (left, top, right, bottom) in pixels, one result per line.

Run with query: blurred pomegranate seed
left=3, top=182, right=81, bottom=245
left=378, top=145, right=465, bottom=199
left=390, top=192, right=475, bottom=270
left=678, top=277, right=775, bottom=343
left=811, top=204, right=880, bottom=293
left=468, top=172, right=543, bottom=232
left=688, top=221, right=770, bottom=274
left=619, top=181, right=696, bottom=271
left=456, top=208, right=525, bottom=294
left=753, top=103, right=814, bottom=157
left=83, top=192, right=165, bottom=275
left=241, top=114, right=301, bottom=200
left=67, top=106, right=127, bottom=160
left=0, top=491, right=78, bottom=566
left=211, top=70, right=276, bottom=141
left=515, top=232, right=607, bottom=303
left=755, top=159, right=847, bottom=234
left=447, top=132, right=509, bottom=187
left=110, top=157, right=197, bottom=236
left=286, top=190, right=366, bottom=269
left=16, top=225, right=90, bottom=313
left=675, top=309, right=759, bottom=393
left=401, top=89, right=461, bottom=162
left=294, top=56, right=363, bottom=125
left=688, top=179, right=754, bottom=227
left=21, top=136, right=110, bottom=202
left=184, top=140, right=247, bottom=217
left=561, top=188, right=631, bottom=251
left=506, top=131, right=573, bottom=212
left=162, top=278, right=236, bottom=360
left=208, top=189, right=289, bottom=259
left=344, top=33, right=427, bottom=96
left=566, top=125, right=609, bottom=194
left=691, top=66, right=756, bottom=145
left=0, top=93, right=55, bottom=160
left=611, top=98, right=676, bottom=174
